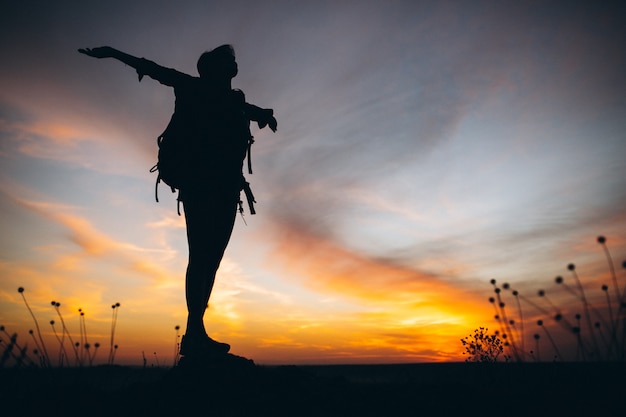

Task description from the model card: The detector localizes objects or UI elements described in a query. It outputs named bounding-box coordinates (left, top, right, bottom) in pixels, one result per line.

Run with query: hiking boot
left=180, top=334, right=230, bottom=356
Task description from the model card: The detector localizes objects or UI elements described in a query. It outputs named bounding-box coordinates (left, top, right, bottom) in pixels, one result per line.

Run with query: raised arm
left=78, top=47, right=143, bottom=75
left=78, top=46, right=188, bottom=86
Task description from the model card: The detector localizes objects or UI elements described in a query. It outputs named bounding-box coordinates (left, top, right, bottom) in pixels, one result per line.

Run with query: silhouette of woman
left=79, top=45, right=276, bottom=358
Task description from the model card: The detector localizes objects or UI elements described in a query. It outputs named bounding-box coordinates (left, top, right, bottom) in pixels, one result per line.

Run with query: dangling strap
left=247, top=136, right=255, bottom=175
left=242, top=181, right=256, bottom=215
left=237, top=200, right=247, bottom=225
left=149, top=164, right=160, bottom=202
left=150, top=134, right=165, bottom=203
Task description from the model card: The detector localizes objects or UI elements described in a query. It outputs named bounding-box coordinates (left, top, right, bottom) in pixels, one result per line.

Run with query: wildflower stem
left=19, top=289, right=50, bottom=367
left=54, top=304, right=80, bottom=366
left=598, top=238, right=620, bottom=305
left=513, top=293, right=525, bottom=360
left=569, top=266, right=601, bottom=359
left=109, top=303, right=120, bottom=365
left=494, top=288, right=521, bottom=361
left=538, top=321, right=562, bottom=361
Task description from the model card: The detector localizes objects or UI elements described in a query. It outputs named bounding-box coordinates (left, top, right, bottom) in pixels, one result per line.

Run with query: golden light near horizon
left=4, top=281, right=494, bottom=366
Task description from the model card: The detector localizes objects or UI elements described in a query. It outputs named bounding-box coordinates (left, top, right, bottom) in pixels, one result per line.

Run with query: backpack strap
left=150, top=132, right=182, bottom=215
left=246, top=136, right=255, bottom=175
left=149, top=163, right=160, bottom=202
left=242, top=180, right=256, bottom=215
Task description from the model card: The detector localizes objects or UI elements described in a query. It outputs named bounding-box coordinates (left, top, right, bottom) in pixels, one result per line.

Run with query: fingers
left=77, top=47, right=110, bottom=58
left=268, top=117, right=277, bottom=132
left=78, top=48, right=99, bottom=57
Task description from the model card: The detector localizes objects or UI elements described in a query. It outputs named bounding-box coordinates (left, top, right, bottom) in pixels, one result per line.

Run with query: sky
left=1, top=1, right=625, bottom=365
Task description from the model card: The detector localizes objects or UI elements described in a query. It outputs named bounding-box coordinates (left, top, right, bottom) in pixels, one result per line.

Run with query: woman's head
left=197, top=44, right=238, bottom=80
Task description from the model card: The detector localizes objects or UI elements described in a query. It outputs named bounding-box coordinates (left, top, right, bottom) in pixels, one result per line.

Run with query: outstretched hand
left=267, top=116, right=277, bottom=132
left=257, top=110, right=277, bottom=132
left=78, top=46, right=115, bottom=58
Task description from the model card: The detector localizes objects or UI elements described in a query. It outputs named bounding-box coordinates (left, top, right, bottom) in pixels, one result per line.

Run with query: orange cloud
left=258, top=219, right=493, bottom=362
left=267, top=219, right=483, bottom=306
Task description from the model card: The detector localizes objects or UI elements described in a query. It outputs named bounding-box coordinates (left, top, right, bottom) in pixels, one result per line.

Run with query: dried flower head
left=18, top=287, right=24, bottom=293
left=567, top=263, right=575, bottom=271
left=555, top=276, right=563, bottom=284
left=597, top=236, right=606, bottom=244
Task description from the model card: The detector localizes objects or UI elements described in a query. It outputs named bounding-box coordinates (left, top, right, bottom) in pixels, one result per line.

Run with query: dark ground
left=1, top=358, right=624, bottom=416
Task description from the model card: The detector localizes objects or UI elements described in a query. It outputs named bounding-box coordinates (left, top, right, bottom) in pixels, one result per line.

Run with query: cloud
left=0, top=101, right=156, bottom=179
left=264, top=216, right=488, bottom=317
left=10, top=196, right=176, bottom=283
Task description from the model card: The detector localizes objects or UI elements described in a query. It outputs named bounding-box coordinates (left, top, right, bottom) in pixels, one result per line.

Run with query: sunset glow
left=1, top=1, right=625, bottom=365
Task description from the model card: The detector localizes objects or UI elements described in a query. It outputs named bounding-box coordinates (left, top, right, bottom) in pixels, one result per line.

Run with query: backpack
left=149, top=92, right=257, bottom=217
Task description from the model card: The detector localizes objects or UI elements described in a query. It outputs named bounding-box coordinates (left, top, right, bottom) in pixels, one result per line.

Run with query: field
left=2, top=360, right=624, bottom=416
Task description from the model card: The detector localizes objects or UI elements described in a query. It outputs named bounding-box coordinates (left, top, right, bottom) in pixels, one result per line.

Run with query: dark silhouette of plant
left=50, top=319, right=69, bottom=366
left=18, top=287, right=50, bottom=366
left=0, top=329, right=38, bottom=368
left=51, top=301, right=81, bottom=366
left=79, top=308, right=89, bottom=365
left=28, top=329, right=47, bottom=366
left=10, top=291, right=116, bottom=367
left=108, top=302, right=121, bottom=365
left=482, top=235, right=625, bottom=362
left=461, top=327, right=508, bottom=363
left=173, top=325, right=181, bottom=367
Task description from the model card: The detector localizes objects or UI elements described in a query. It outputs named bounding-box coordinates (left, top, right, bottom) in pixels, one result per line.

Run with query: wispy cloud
left=264, top=217, right=489, bottom=322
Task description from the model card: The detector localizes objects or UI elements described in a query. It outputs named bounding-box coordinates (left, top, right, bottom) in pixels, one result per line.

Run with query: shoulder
left=231, top=89, right=247, bottom=105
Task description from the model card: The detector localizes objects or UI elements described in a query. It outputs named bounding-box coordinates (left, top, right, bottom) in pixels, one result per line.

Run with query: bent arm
left=78, top=46, right=187, bottom=86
